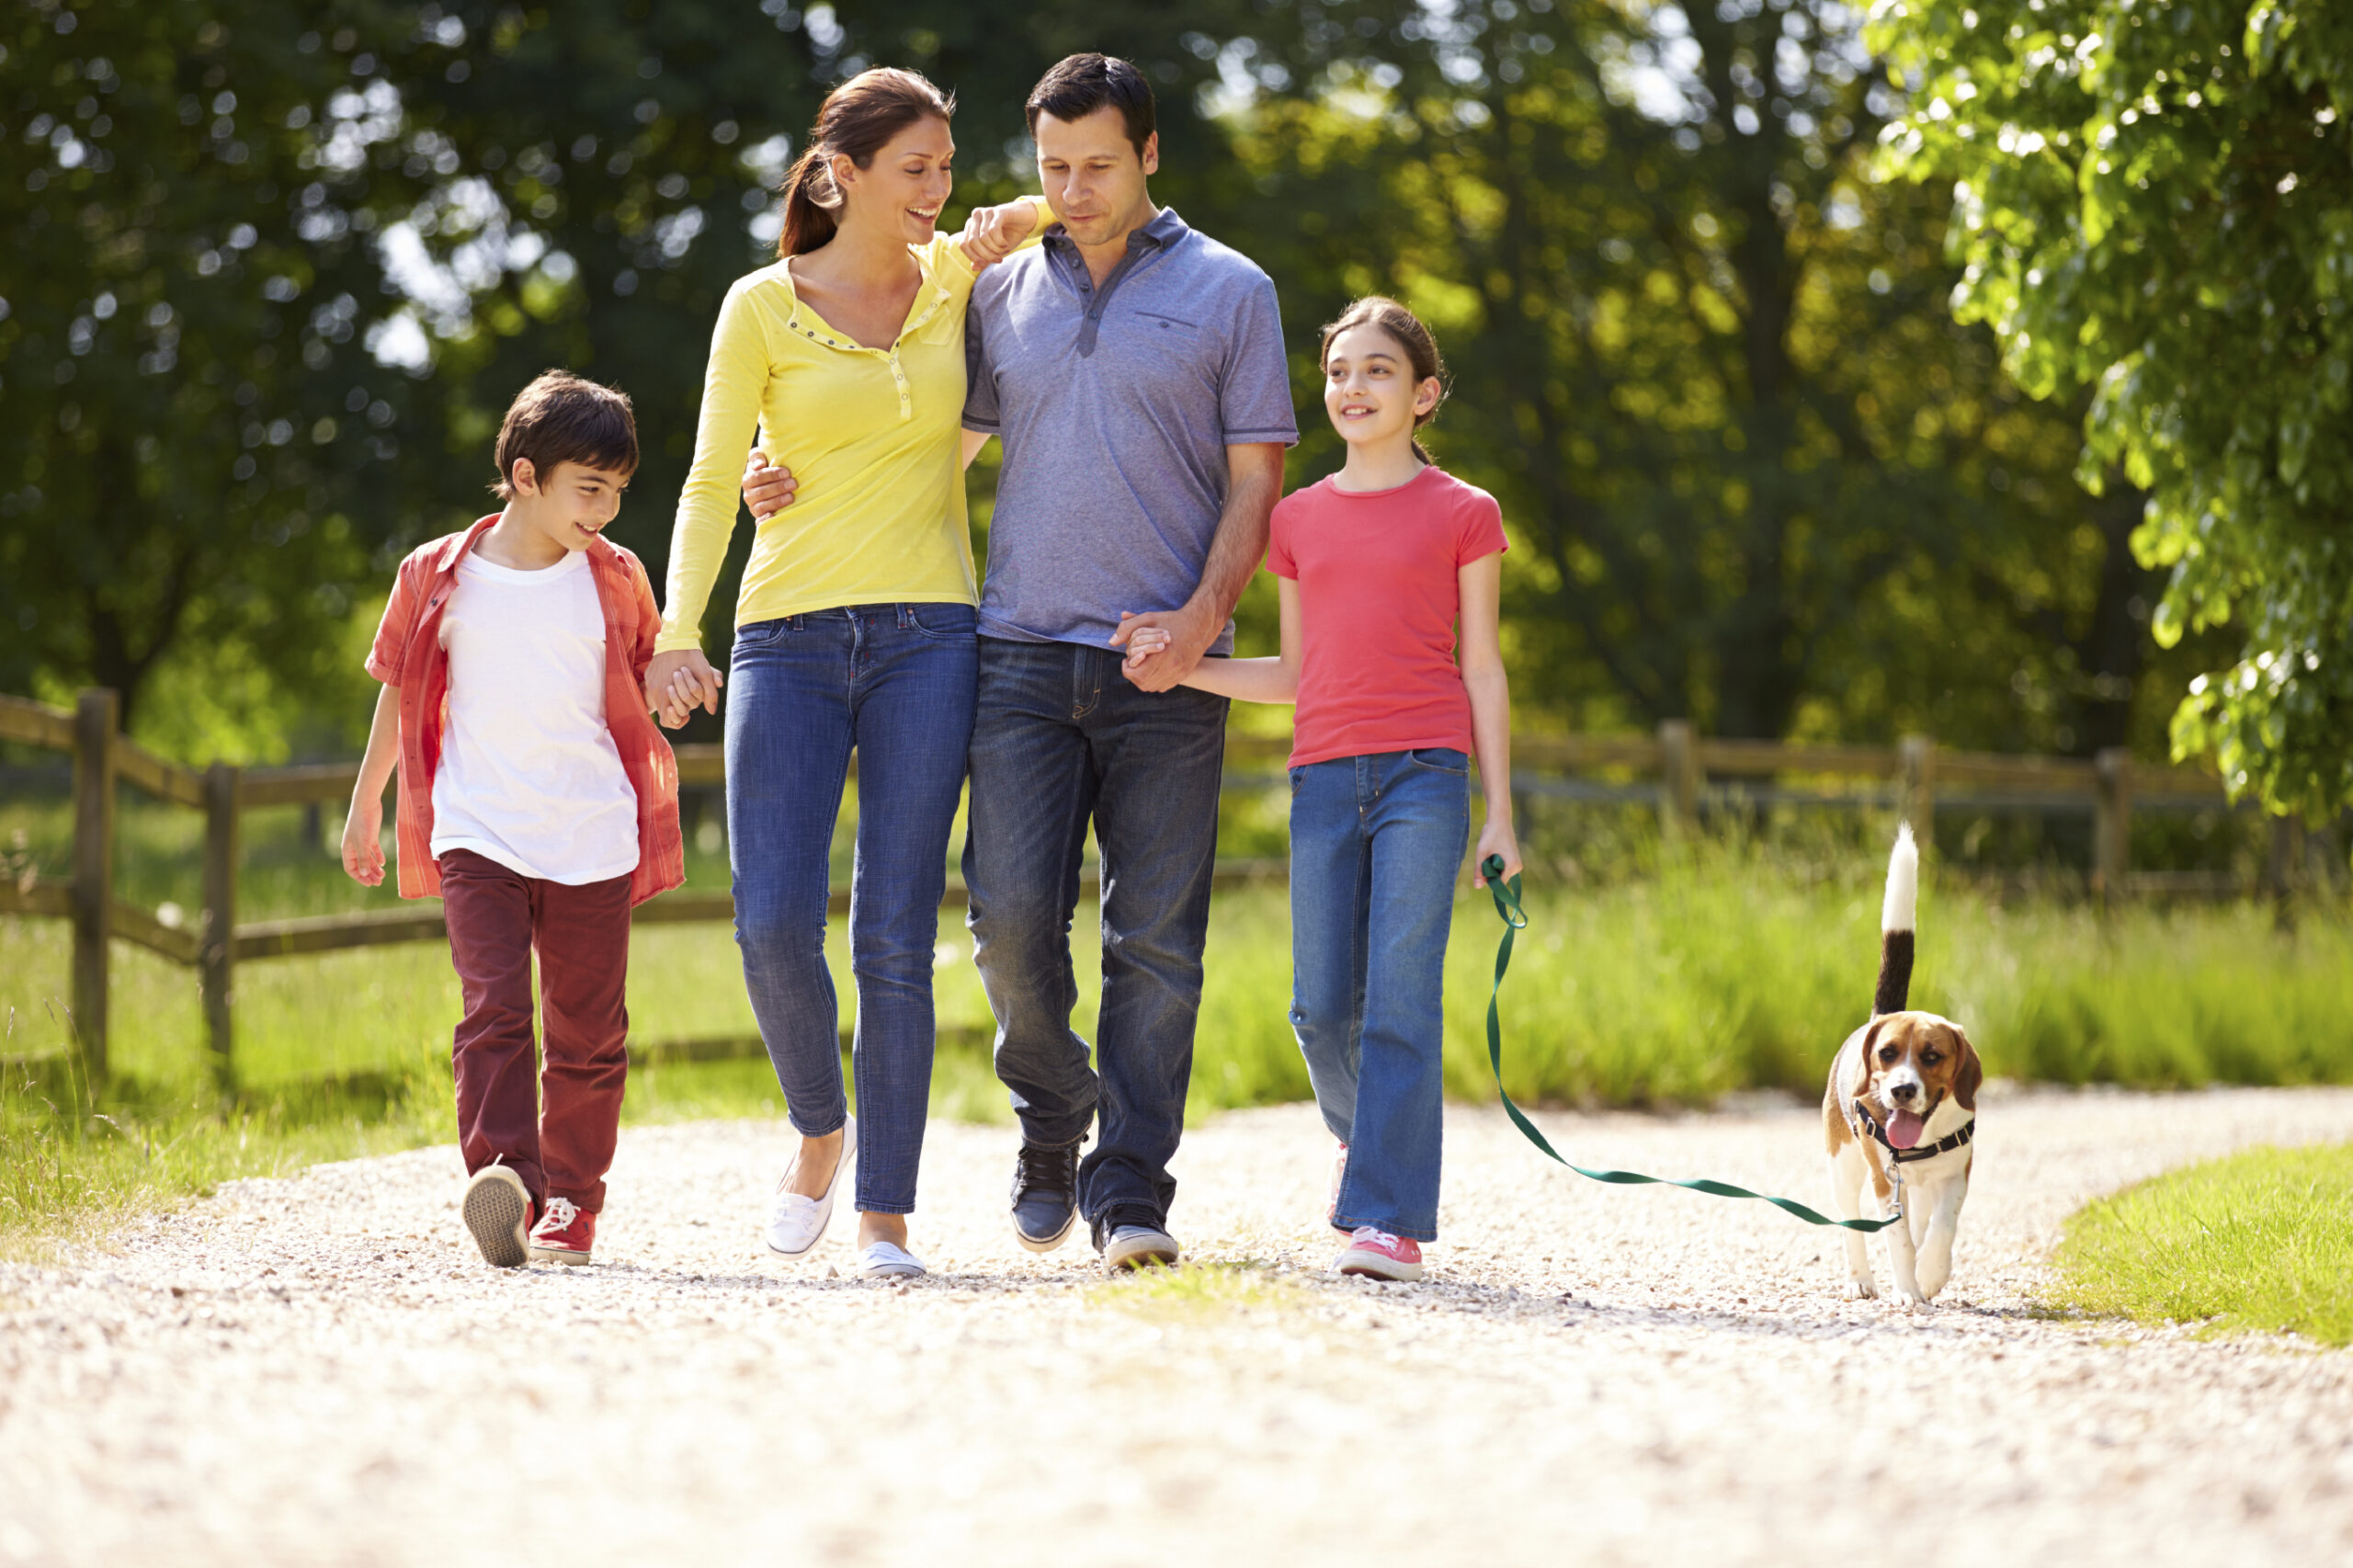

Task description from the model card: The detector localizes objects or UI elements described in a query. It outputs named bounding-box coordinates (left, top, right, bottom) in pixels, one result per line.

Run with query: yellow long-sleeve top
left=656, top=210, right=1044, bottom=653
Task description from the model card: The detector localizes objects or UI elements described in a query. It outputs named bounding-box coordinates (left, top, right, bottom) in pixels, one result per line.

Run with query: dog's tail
left=1873, top=823, right=1917, bottom=1017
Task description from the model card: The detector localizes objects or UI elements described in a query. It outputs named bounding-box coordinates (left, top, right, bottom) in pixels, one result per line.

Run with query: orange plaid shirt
left=364, top=515, right=685, bottom=906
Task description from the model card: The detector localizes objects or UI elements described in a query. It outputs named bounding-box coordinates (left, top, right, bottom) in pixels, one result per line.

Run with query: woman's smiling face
left=1322, top=323, right=1440, bottom=447
left=837, top=115, right=955, bottom=245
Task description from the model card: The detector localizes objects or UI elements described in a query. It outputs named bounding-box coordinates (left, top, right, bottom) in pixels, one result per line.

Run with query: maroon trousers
left=438, top=849, right=631, bottom=1212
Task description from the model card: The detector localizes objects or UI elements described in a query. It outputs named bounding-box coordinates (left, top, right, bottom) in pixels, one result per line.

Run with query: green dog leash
left=1478, top=855, right=1902, bottom=1233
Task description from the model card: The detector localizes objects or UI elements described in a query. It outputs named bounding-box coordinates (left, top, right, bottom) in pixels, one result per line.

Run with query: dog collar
left=1852, top=1100, right=1974, bottom=1165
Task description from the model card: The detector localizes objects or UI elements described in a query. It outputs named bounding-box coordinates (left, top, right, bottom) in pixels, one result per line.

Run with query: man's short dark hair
left=1025, top=52, right=1155, bottom=158
left=492, top=370, right=639, bottom=499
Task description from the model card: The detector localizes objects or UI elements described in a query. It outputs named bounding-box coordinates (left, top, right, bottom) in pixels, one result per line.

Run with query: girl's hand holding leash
left=1472, top=819, right=1522, bottom=889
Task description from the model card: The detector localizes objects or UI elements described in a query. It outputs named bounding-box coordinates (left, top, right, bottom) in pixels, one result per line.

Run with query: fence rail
left=0, top=690, right=2259, bottom=1094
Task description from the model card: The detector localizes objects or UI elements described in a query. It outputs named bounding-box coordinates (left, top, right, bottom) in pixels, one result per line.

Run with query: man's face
left=1032, top=107, right=1157, bottom=247
left=511, top=459, right=629, bottom=552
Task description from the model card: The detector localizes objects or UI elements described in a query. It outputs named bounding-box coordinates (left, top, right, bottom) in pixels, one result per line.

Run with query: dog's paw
left=1898, top=1288, right=1931, bottom=1311
left=1846, top=1278, right=1879, bottom=1301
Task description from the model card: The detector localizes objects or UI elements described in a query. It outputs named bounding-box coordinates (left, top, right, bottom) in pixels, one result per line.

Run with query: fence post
left=2264, top=814, right=2300, bottom=936
left=1899, top=734, right=1935, bottom=852
left=201, top=761, right=242, bottom=1096
left=1656, top=720, right=1699, bottom=833
left=70, top=687, right=118, bottom=1088
left=2093, top=748, right=2132, bottom=908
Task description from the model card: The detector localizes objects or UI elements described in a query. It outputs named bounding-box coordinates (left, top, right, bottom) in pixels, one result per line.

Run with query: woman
left=645, top=67, right=1044, bottom=1279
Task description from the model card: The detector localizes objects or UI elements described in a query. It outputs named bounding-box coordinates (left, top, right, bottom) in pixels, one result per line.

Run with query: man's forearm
left=1184, top=453, right=1283, bottom=631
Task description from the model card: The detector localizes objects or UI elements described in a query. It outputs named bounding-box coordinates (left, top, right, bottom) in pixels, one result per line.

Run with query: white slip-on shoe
left=765, top=1115, right=857, bottom=1260
left=858, top=1240, right=927, bottom=1279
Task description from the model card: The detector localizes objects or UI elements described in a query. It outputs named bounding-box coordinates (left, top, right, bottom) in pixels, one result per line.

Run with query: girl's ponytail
left=1318, top=296, right=1449, bottom=463
left=773, top=67, right=956, bottom=259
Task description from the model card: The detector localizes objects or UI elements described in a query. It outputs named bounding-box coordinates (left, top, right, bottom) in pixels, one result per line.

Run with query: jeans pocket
left=1406, top=746, right=1469, bottom=775
left=734, top=617, right=790, bottom=652
left=906, top=604, right=978, bottom=640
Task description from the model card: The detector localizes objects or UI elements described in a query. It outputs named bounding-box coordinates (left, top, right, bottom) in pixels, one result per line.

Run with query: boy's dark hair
left=1025, top=53, right=1155, bottom=158
left=491, top=370, right=639, bottom=500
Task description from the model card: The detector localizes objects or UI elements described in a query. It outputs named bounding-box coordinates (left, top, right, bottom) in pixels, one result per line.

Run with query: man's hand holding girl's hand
left=645, top=649, right=723, bottom=730
left=342, top=797, right=386, bottom=886
left=1472, top=819, right=1524, bottom=890
left=1110, top=607, right=1211, bottom=689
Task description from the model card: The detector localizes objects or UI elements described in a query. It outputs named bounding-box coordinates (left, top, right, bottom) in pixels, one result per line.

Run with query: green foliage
left=2047, top=1141, right=2353, bottom=1345
left=1873, top=1, right=2353, bottom=812
left=1211, top=1, right=2177, bottom=751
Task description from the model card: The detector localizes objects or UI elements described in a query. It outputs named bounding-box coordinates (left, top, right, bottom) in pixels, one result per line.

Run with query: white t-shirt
left=429, top=550, right=641, bottom=884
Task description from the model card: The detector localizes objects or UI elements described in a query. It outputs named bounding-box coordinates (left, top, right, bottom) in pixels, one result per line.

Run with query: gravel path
left=4, top=1084, right=2351, bottom=1567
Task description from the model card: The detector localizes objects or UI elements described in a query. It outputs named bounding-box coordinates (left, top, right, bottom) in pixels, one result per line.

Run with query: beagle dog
left=1824, top=824, right=1982, bottom=1307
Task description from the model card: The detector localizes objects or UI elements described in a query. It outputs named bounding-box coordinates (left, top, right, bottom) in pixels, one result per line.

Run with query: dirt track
left=3, top=1084, right=2350, bottom=1566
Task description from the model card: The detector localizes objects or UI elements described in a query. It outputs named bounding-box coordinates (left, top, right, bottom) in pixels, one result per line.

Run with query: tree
left=1873, top=1, right=2353, bottom=812
left=1206, top=0, right=2150, bottom=748
left=0, top=1, right=448, bottom=739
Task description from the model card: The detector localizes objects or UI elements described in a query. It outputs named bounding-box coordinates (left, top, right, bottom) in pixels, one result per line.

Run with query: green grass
left=10, top=835, right=2353, bottom=1254
left=2044, top=1142, right=2353, bottom=1346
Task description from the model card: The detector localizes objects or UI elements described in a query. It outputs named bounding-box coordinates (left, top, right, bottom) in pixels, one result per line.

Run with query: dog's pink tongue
left=1888, top=1108, right=1926, bottom=1149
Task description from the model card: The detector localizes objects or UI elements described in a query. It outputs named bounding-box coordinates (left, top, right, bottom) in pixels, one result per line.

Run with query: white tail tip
left=1881, top=822, right=1918, bottom=934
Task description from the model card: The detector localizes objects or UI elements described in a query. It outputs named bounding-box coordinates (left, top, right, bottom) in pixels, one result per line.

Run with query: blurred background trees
left=3, top=0, right=2313, bottom=792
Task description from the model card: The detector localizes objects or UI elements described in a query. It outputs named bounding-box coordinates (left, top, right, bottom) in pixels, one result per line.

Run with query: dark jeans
left=725, top=603, right=978, bottom=1215
left=963, top=636, right=1229, bottom=1241
left=1288, top=749, right=1471, bottom=1242
left=438, top=849, right=632, bottom=1213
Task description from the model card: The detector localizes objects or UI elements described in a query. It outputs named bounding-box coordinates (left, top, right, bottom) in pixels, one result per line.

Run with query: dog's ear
left=1949, top=1024, right=1983, bottom=1112
left=1847, top=1017, right=1890, bottom=1100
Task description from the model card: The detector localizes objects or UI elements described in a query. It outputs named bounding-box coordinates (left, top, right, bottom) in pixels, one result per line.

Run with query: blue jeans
left=963, top=638, right=1228, bottom=1241
left=1289, top=748, right=1471, bottom=1242
left=725, top=603, right=978, bottom=1214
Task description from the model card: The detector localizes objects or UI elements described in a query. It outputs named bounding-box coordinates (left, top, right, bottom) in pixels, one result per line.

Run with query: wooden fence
left=1, top=691, right=2253, bottom=1093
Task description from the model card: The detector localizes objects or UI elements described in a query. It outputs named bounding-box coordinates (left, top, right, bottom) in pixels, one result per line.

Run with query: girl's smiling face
left=1322, top=323, right=1442, bottom=448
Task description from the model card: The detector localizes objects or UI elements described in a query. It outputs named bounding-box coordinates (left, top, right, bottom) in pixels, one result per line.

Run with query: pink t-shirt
left=1265, top=465, right=1508, bottom=769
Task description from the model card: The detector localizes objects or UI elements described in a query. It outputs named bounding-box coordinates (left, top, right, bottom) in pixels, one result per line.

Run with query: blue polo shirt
left=962, top=207, right=1298, bottom=654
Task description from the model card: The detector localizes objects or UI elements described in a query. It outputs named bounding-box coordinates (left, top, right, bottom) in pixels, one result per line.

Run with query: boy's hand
left=742, top=451, right=797, bottom=520
left=1112, top=611, right=1175, bottom=676
left=1472, top=819, right=1523, bottom=890
left=342, top=796, right=386, bottom=886
left=646, top=649, right=722, bottom=729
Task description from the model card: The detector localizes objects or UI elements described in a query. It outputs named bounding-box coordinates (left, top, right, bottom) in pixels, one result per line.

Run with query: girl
left=1124, top=297, right=1519, bottom=1281
left=644, top=69, right=1045, bottom=1280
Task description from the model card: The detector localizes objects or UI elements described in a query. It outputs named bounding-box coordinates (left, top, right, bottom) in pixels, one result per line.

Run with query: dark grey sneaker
left=1010, top=1140, right=1081, bottom=1253
left=1102, top=1223, right=1181, bottom=1272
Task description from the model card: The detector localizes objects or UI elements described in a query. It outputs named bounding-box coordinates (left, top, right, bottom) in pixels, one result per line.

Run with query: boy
left=342, top=370, right=683, bottom=1267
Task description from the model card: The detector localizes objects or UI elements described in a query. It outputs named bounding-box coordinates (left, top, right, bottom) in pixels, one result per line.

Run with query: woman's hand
left=645, top=649, right=722, bottom=730
left=1472, top=818, right=1523, bottom=890
left=959, top=198, right=1041, bottom=269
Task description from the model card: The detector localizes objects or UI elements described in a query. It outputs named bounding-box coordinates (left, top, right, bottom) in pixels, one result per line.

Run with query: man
left=743, top=54, right=1294, bottom=1270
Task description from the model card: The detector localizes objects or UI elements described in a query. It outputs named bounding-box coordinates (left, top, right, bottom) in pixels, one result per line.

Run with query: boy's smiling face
left=507, top=458, right=631, bottom=553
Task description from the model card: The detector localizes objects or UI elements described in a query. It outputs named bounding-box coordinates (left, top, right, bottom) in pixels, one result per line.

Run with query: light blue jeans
left=1288, top=748, right=1471, bottom=1242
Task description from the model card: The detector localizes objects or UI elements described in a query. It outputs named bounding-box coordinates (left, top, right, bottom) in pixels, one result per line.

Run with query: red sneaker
left=463, top=1165, right=536, bottom=1268
left=529, top=1197, right=596, bottom=1266
left=1336, top=1225, right=1425, bottom=1282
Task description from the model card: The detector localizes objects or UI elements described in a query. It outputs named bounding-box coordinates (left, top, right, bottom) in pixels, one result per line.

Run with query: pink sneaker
left=1336, top=1225, right=1424, bottom=1282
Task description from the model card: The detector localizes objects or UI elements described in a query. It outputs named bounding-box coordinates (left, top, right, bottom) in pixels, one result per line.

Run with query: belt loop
left=898, top=604, right=913, bottom=630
